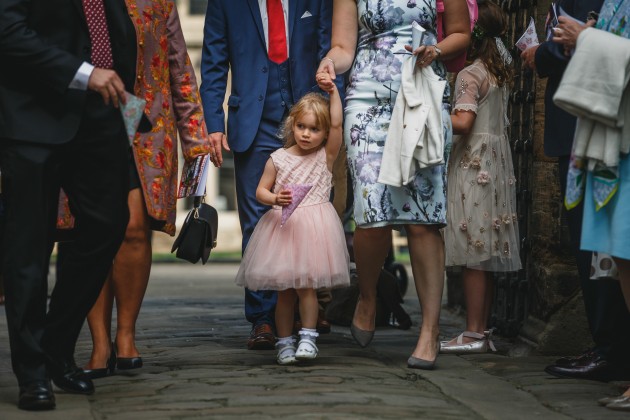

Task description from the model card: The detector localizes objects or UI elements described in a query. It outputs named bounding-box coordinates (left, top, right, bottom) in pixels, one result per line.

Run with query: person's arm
left=450, top=66, right=482, bottom=136
left=166, top=2, right=213, bottom=163
left=412, top=0, right=471, bottom=68
left=0, top=0, right=125, bottom=105
left=451, top=111, right=476, bottom=135
left=256, top=158, right=292, bottom=207
left=200, top=0, right=231, bottom=164
left=321, top=74, right=342, bottom=169
left=316, top=0, right=358, bottom=90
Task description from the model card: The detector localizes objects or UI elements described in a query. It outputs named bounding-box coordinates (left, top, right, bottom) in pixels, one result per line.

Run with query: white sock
left=298, top=328, right=318, bottom=341
left=277, top=336, right=295, bottom=347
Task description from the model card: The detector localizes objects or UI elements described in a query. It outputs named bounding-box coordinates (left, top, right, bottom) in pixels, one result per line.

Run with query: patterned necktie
left=82, top=0, right=114, bottom=69
left=266, top=0, right=288, bottom=63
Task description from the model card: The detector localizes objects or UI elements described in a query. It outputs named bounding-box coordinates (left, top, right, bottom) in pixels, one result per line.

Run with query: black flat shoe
left=18, top=380, right=56, bottom=411
left=116, top=356, right=143, bottom=370
left=51, top=363, right=94, bottom=395
left=84, top=344, right=117, bottom=379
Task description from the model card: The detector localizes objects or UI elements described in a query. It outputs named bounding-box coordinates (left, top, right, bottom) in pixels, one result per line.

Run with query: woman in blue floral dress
left=318, top=0, right=470, bottom=368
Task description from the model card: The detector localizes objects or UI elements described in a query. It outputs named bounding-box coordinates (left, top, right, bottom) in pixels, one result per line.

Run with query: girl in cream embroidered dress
left=444, top=60, right=521, bottom=271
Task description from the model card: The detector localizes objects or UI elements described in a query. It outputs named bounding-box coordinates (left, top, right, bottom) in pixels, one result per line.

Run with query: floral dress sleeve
left=166, top=1, right=211, bottom=161
left=453, top=62, right=489, bottom=114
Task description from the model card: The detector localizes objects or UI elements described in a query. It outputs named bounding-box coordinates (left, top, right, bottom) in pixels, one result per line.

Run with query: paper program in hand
left=280, top=184, right=312, bottom=226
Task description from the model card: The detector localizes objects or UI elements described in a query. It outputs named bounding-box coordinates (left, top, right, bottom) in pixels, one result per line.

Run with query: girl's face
left=293, top=111, right=326, bottom=153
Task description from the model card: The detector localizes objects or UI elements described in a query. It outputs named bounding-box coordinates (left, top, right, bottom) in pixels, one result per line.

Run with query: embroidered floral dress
left=444, top=60, right=521, bottom=271
left=344, top=0, right=452, bottom=227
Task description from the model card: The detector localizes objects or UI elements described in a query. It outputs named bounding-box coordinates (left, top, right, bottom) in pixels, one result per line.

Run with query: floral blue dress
left=344, top=0, right=452, bottom=227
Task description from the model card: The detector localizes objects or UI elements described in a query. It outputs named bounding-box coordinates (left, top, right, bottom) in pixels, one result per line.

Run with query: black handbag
left=171, top=196, right=218, bottom=264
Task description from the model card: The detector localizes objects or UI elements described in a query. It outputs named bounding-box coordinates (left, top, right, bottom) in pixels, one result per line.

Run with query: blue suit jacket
left=200, top=0, right=333, bottom=153
left=535, top=0, right=604, bottom=157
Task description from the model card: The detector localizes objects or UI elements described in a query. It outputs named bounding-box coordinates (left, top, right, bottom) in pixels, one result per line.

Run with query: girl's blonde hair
left=281, top=92, right=331, bottom=148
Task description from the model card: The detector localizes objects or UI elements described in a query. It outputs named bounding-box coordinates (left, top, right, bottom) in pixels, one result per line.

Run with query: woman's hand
left=316, top=70, right=336, bottom=93
left=275, top=189, right=293, bottom=207
left=316, top=58, right=336, bottom=91
left=552, top=16, right=595, bottom=55
left=405, top=44, right=440, bottom=69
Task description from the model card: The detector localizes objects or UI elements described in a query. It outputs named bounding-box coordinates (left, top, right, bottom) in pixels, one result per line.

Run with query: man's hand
left=553, top=16, right=596, bottom=55
left=87, top=68, right=126, bottom=108
left=520, top=45, right=539, bottom=71
left=209, top=131, right=229, bottom=167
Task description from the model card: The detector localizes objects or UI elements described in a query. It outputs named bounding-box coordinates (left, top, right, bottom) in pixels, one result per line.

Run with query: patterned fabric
left=344, top=0, right=451, bottom=227
left=82, top=0, right=113, bottom=68
left=596, top=0, right=630, bottom=36
left=58, top=0, right=211, bottom=235
left=444, top=61, right=521, bottom=271
left=267, top=0, right=288, bottom=63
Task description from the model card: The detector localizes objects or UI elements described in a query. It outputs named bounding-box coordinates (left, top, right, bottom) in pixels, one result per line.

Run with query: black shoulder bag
left=171, top=196, right=218, bottom=264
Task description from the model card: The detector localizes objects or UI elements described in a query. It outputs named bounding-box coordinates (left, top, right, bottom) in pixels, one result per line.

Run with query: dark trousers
left=0, top=98, right=130, bottom=385
left=233, top=117, right=282, bottom=328
left=558, top=156, right=630, bottom=364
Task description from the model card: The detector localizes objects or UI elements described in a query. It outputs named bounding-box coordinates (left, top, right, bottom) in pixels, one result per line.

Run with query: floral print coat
left=58, top=0, right=211, bottom=236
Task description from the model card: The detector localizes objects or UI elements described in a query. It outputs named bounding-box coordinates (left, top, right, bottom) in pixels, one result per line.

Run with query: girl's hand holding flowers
left=275, top=189, right=293, bottom=207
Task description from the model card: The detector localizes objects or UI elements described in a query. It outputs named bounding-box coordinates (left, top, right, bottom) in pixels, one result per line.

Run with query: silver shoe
left=606, top=396, right=630, bottom=411
left=440, top=330, right=497, bottom=354
left=598, top=395, right=629, bottom=406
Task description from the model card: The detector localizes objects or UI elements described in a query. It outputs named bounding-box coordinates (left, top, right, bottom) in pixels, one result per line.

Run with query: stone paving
left=0, top=263, right=628, bottom=419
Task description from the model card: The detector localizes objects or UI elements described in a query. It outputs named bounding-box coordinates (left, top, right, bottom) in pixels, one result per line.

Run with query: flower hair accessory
left=472, top=22, right=485, bottom=40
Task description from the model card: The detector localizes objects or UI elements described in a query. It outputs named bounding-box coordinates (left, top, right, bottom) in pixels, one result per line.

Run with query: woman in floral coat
left=59, top=0, right=213, bottom=377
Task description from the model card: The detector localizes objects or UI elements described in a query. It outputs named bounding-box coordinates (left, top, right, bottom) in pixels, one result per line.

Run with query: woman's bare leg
left=407, top=224, right=444, bottom=361
left=352, top=226, right=392, bottom=331
left=84, top=269, right=114, bottom=369
left=112, top=188, right=152, bottom=358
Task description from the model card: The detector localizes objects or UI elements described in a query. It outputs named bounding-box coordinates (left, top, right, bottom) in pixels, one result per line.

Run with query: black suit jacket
left=0, top=0, right=136, bottom=144
left=535, top=0, right=604, bottom=157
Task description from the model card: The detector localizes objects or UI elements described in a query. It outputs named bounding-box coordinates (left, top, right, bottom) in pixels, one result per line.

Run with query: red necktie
left=82, top=0, right=114, bottom=69
left=266, top=0, right=288, bottom=63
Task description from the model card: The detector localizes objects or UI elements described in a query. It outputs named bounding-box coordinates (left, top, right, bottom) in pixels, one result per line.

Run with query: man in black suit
left=0, top=0, right=136, bottom=410
left=522, top=0, right=630, bottom=382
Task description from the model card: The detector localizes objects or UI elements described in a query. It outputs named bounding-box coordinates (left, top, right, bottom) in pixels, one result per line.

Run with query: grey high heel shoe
left=350, top=323, right=374, bottom=348
left=407, top=341, right=440, bottom=370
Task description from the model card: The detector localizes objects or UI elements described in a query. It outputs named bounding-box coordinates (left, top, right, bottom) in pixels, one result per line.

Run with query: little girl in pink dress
left=235, top=74, right=350, bottom=365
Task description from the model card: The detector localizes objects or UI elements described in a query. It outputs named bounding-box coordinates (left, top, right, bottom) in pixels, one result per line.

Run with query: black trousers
left=558, top=156, right=630, bottom=364
left=0, top=96, right=130, bottom=386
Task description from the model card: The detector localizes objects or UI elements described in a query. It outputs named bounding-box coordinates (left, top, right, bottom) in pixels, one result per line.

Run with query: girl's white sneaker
left=295, top=337, right=318, bottom=360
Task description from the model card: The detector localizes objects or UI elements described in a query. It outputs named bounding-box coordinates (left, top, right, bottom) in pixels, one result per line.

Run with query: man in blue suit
left=200, top=0, right=335, bottom=349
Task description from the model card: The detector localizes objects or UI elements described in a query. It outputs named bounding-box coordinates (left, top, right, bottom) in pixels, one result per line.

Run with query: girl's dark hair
left=280, top=92, right=331, bottom=148
left=468, top=0, right=514, bottom=87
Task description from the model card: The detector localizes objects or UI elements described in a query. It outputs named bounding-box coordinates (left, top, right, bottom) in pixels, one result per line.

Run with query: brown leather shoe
left=247, top=324, right=276, bottom=350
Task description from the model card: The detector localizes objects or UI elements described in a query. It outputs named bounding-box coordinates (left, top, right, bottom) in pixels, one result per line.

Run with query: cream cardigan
left=378, top=57, right=447, bottom=187
left=553, top=27, right=630, bottom=169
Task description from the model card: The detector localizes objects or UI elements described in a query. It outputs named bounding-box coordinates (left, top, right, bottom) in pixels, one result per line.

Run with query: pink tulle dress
left=235, top=147, right=350, bottom=291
